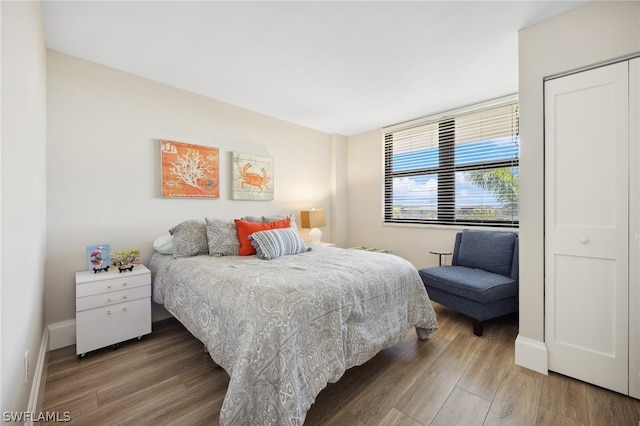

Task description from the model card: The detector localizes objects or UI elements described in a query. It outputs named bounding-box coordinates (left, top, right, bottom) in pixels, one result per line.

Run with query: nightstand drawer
left=76, top=297, right=151, bottom=355
left=76, top=285, right=150, bottom=311
left=76, top=273, right=150, bottom=297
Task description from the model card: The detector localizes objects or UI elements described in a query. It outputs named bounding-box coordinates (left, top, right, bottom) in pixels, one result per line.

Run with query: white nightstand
left=307, top=242, right=336, bottom=247
left=75, top=264, right=151, bottom=357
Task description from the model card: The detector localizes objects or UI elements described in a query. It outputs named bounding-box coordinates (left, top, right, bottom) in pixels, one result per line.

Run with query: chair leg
left=473, top=319, right=483, bottom=336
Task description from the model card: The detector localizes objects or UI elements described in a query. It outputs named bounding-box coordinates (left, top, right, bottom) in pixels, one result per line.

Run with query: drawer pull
left=107, top=282, right=129, bottom=289
left=106, top=307, right=128, bottom=315
left=106, top=298, right=112, bottom=302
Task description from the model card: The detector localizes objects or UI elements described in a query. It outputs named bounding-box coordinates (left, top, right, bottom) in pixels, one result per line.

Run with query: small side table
left=429, top=250, right=452, bottom=266
left=308, top=242, right=336, bottom=247
left=75, top=264, right=151, bottom=358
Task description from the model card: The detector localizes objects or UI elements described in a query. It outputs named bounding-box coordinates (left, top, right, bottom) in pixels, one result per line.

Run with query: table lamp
left=300, top=209, right=327, bottom=243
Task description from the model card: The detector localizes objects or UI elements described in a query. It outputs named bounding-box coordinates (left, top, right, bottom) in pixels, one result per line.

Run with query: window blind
left=384, top=97, right=519, bottom=227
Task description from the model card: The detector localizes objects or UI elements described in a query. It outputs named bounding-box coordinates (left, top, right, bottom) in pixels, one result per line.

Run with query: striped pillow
left=249, top=227, right=308, bottom=260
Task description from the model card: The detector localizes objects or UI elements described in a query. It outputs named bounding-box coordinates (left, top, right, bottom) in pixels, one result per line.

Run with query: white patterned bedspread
left=150, top=246, right=438, bottom=425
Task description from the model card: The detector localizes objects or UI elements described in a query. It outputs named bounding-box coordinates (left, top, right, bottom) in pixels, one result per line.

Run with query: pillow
left=205, top=218, right=240, bottom=256
left=240, top=215, right=264, bottom=223
left=263, top=213, right=298, bottom=231
left=457, top=230, right=517, bottom=276
left=168, top=220, right=208, bottom=257
left=153, top=235, right=174, bottom=255
left=250, top=227, right=309, bottom=260
left=242, top=213, right=298, bottom=230
left=234, top=218, right=291, bottom=256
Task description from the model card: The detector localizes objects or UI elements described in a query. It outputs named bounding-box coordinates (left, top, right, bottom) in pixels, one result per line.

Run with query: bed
left=150, top=242, right=438, bottom=425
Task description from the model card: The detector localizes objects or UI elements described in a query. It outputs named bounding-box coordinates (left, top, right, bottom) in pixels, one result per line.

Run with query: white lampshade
left=300, top=209, right=327, bottom=243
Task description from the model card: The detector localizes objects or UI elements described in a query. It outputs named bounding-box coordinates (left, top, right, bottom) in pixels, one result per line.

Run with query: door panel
left=545, top=61, right=629, bottom=394
left=552, top=83, right=618, bottom=228
left=554, top=254, right=616, bottom=355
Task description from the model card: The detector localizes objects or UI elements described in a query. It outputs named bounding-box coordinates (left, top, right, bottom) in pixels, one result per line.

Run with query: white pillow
left=153, top=235, right=174, bottom=255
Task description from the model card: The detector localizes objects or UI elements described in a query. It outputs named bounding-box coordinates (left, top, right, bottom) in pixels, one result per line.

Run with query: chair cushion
left=419, top=266, right=517, bottom=305
left=456, top=230, right=516, bottom=277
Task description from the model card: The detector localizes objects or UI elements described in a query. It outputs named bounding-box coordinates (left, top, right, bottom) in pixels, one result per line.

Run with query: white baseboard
left=48, top=319, right=76, bottom=351
left=515, top=334, right=548, bottom=375
left=47, top=311, right=170, bottom=352
left=26, top=325, right=50, bottom=426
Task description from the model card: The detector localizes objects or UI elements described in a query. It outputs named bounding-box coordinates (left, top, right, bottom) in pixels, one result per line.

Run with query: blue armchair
left=418, top=230, right=519, bottom=336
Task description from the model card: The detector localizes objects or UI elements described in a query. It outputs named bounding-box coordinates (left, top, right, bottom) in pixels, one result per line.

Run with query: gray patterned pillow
left=168, top=220, right=208, bottom=257
left=249, top=227, right=308, bottom=260
left=240, top=216, right=263, bottom=223
left=205, top=218, right=240, bottom=256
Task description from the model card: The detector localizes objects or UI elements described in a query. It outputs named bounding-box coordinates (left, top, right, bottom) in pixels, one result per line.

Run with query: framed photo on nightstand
left=86, top=244, right=110, bottom=271
left=111, top=248, right=141, bottom=269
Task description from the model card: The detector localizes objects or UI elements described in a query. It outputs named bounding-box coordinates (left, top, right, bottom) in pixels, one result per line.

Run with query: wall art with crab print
left=231, top=152, right=274, bottom=201
left=160, top=139, right=220, bottom=198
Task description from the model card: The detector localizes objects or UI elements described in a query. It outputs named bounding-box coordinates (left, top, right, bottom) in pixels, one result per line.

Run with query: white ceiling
left=40, top=1, right=590, bottom=136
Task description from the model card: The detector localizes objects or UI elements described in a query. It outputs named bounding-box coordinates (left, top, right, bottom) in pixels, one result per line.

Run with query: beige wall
left=517, top=1, right=640, bottom=372
left=330, top=133, right=349, bottom=248
left=1, top=1, right=48, bottom=414
left=45, top=51, right=336, bottom=326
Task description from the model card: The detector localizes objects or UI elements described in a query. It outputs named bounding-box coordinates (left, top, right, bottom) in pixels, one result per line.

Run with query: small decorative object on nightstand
left=429, top=250, right=452, bottom=266
left=75, top=264, right=151, bottom=358
left=87, top=243, right=110, bottom=271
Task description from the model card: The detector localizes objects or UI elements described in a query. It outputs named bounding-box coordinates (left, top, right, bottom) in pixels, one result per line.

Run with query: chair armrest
left=451, top=232, right=463, bottom=266
left=510, top=236, right=519, bottom=282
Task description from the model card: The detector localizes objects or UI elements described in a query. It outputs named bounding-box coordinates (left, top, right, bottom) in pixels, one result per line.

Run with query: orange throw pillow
left=234, top=218, right=291, bottom=255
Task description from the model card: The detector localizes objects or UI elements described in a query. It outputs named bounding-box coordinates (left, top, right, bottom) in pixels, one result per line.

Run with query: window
left=384, top=96, right=519, bottom=227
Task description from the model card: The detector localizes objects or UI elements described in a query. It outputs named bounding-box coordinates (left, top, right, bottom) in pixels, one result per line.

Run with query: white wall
left=1, top=0, right=48, bottom=415
left=517, top=1, right=640, bottom=372
left=46, top=51, right=335, bottom=327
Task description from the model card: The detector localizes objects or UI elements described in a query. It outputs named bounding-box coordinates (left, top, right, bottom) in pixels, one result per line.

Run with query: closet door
left=545, top=61, right=629, bottom=394
left=629, top=58, right=640, bottom=399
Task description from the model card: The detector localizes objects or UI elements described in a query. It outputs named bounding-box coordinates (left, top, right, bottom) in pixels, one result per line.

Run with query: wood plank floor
left=40, top=303, right=640, bottom=425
